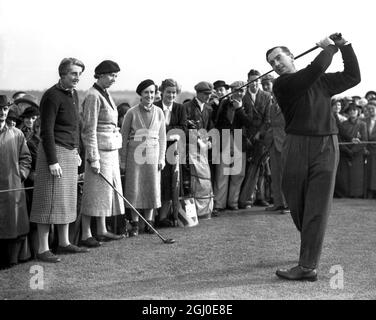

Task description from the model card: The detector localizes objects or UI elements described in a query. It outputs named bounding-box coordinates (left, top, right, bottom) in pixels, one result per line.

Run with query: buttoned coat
left=0, top=125, right=31, bottom=238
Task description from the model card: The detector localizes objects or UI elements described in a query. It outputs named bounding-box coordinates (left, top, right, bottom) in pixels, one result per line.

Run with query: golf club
left=97, top=171, right=176, bottom=244
left=219, top=33, right=342, bottom=101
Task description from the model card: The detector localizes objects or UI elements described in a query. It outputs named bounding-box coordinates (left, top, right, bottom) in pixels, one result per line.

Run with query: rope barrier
left=1, top=141, right=376, bottom=194
left=339, top=141, right=376, bottom=145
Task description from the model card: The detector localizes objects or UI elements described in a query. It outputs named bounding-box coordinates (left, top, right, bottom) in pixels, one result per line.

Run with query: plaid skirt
left=30, top=144, right=78, bottom=224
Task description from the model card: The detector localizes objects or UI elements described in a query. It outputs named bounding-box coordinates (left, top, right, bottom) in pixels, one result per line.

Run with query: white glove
left=316, top=37, right=335, bottom=49
left=90, top=160, right=100, bottom=174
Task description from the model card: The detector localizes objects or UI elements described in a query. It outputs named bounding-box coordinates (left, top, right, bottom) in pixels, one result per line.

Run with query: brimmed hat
left=213, top=80, right=229, bottom=90
left=136, top=79, right=156, bottom=95
left=345, top=103, right=360, bottom=113
left=20, top=106, right=40, bottom=118
left=0, top=95, right=11, bottom=107
left=94, top=60, right=120, bottom=77
left=365, top=91, right=376, bottom=99
left=14, top=94, right=39, bottom=108
left=194, top=81, right=214, bottom=93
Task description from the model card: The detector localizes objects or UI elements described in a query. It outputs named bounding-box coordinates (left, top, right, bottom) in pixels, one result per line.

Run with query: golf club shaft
left=219, top=45, right=320, bottom=101
left=97, top=171, right=169, bottom=242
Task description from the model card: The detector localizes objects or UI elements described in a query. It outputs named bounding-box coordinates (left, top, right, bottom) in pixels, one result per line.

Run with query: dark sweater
left=39, top=84, right=80, bottom=164
left=273, top=44, right=361, bottom=136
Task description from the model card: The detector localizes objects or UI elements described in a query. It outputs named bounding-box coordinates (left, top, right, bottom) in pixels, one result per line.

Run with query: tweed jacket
left=81, top=85, right=122, bottom=163
left=263, top=97, right=286, bottom=152
left=242, top=89, right=272, bottom=139
left=184, top=98, right=214, bottom=132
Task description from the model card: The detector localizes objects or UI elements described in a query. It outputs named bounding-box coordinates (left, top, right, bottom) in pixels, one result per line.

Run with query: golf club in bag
left=219, top=33, right=343, bottom=102
left=98, top=171, right=176, bottom=244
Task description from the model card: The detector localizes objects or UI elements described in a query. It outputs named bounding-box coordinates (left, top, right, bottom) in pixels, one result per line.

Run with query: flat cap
left=95, top=60, right=120, bottom=76
left=261, top=74, right=275, bottom=83
left=230, top=81, right=246, bottom=90
left=194, top=81, right=213, bottom=93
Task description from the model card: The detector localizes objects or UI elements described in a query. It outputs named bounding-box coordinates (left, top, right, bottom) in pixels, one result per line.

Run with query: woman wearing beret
left=30, top=57, right=88, bottom=263
left=120, top=79, right=166, bottom=236
left=80, top=60, right=125, bottom=247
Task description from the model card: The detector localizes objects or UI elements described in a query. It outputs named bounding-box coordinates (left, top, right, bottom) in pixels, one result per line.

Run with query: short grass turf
left=1, top=198, right=375, bottom=300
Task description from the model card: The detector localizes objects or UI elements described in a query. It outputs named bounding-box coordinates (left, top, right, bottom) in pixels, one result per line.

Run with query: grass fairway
left=1, top=198, right=375, bottom=300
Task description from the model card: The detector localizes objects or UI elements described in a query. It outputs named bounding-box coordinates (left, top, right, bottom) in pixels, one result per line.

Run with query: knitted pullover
left=273, top=44, right=360, bottom=136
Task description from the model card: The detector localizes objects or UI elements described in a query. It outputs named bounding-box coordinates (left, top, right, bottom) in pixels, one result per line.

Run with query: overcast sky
left=0, top=0, right=373, bottom=97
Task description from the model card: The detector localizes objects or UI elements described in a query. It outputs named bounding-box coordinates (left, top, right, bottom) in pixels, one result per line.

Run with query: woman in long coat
left=30, top=58, right=88, bottom=263
left=80, top=60, right=125, bottom=246
left=120, top=79, right=166, bottom=236
left=335, top=104, right=367, bottom=198
left=0, top=95, right=31, bottom=269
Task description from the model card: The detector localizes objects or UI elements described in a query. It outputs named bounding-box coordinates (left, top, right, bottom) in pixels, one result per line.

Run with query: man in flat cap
left=213, top=81, right=252, bottom=215
left=183, top=81, right=215, bottom=219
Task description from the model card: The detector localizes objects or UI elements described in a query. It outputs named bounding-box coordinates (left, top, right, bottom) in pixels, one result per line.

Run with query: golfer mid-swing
left=266, top=33, right=360, bottom=281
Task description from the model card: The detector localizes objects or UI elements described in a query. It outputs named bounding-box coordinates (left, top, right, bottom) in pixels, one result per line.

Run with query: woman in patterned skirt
left=30, top=58, right=89, bottom=263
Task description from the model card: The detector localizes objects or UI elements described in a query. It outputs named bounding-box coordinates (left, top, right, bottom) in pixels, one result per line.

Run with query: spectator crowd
left=0, top=57, right=375, bottom=270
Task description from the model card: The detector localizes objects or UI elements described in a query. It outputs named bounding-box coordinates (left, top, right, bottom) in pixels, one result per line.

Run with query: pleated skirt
left=81, top=150, right=125, bottom=217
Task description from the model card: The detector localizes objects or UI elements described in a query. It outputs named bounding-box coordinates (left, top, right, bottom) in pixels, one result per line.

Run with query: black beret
left=136, top=79, right=156, bottom=95
left=94, top=60, right=120, bottom=76
left=20, top=106, right=40, bottom=118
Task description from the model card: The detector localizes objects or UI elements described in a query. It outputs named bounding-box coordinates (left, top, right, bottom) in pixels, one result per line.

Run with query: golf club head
left=163, top=238, right=176, bottom=244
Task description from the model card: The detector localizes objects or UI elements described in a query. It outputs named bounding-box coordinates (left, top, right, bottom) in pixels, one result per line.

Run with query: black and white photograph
left=0, top=0, right=375, bottom=306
